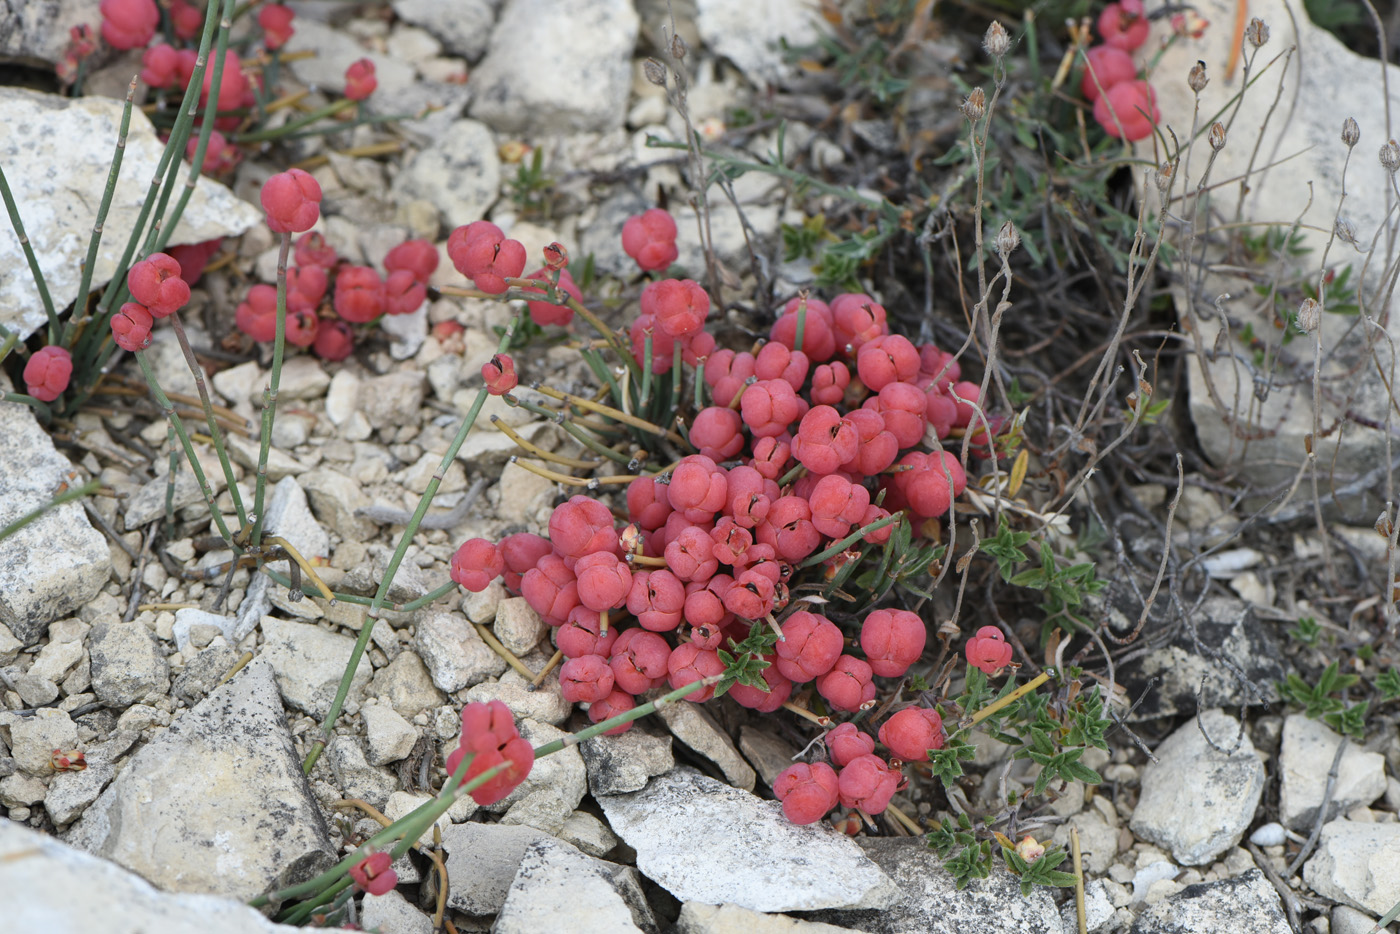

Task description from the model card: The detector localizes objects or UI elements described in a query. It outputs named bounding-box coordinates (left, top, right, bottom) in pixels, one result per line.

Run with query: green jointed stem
left=233, top=98, right=357, bottom=143
left=168, top=310, right=245, bottom=526
left=639, top=332, right=654, bottom=412
left=505, top=395, right=634, bottom=465
left=258, top=677, right=712, bottom=916
left=250, top=232, right=292, bottom=549
left=669, top=342, right=683, bottom=419
left=65, top=77, right=138, bottom=347
left=136, top=353, right=235, bottom=543
left=260, top=569, right=456, bottom=612
left=301, top=310, right=528, bottom=775
left=0, top=163, right=59, bottom=344
left=798, top=512, right=903, bottom=568
left=0, top=480, right=99, bottom=543
left=73, top=0, right=222, bottom=372
left=155, top=0, right=238, bottom=255
left=165, top=424, right=178, bottom=528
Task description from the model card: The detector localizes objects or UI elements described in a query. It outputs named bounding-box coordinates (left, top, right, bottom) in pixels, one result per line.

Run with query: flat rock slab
left=803, top=836, right=1063, bottom=934
left=441, top=822, right=556, bottom=916
left=495, top=837, right=657, bottom=934
left=695, top=0, right=829, bottom=86
left=0, top=819, right=303, bottom=934
left=67, top=658, right=334, bottom=899
left=1279, top=714, right=1386, bottom=830
left=598, top=767, right=898, bottom=913
left=259, top=616, right=374, bottom=717
left=0, top=86, right=261, bottom=339
left=1130, top=709, right=1265, bottom=866
left=1129, top=870, right=1291, bottom=934
left=675, top=902, right=867, bottom=934
left=579, top=724, right=675, bottom=796
left=1116, top=595, right=1284, bottom=720
left=1304, top=819, right=1400, bottom=915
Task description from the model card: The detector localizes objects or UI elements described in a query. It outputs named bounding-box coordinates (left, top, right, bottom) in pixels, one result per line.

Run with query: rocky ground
left=2, top=1, right=1400, bottom=933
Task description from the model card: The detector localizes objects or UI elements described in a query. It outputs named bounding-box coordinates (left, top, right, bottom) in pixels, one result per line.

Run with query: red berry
left=773, top=611, right=843, bottom=682
left=810, top=361, right=850, bottom=406
left=482, top=353, right=518, bottom=395
left=825, top=722, right=875, bottom=767
left=856, top=334, right=920, bottom=392
left=451, top=538, right=504, bottom=593
left=879, top=707, right=945, bottom=762
left=808, top=474, right=870, bottom=540
left=644, top=278, right=710, bottom=339
left=313, top=319, right=355, bottom=361
left=235, top=285, right=277, bottom=342
left=667, top=643, right=724, bottom=702
left=949, top=380, right=981, bottom=429
left=574, top=552, right=632, bottom=612
left=684, top=574, right=734, bottom=630
left=560, top=654, right=615, bottom=703
left=757, top=495, right=821, bottom=563
left=295, top=231, right=338, bottom=268
left=261, top=169, right=322, bottom=234
left=23, top=346, right=72, bottom=402
left=710, top=517, right=753, bottom=566
left=521, top=268, right=583, bottom=327
left=1093, top=79, right=1159, bottom=142
left=770, top=296, right=836, bottom=361
left=140, top=43, right=180, bottom=88
left=836, top=753, right=901, bottom=813
left=831, top=294, right=887, bottom=356
left=285, top=308, right=319, bottom=347
left=165, top=238, right=223, bottom=287
left=689, top=406, right=744, bottom=461
left=1098, top=0, right=1149, bottom=51
left=869, top=381, right=927, bottom=449
left=169, top=0, right=202, bottom=39
left=384, top=238, right=440, bottom=282
left=459, top=737, right=535, bottom=805
left=501, top=533, right=553, bottom=592
left=344, top=58, right=377, bottom=100
left=557, top=606, right=620, bottom=659
left=773, top=762, right=839, bottom=824
left=965, top=625, right=1013, bottom=674
left=667, top=455, right=728, bottom=523
left=520, top=553, right=580, bottom=626
left=111, top=302, right=154, bottom=351
left=723, top=568, right=775, bottom=620
left=621, top=208, right=679, bottom=272
left=587, top=689, right=636, bottom=734
left=100, top=0, right=158, bottom=50
left=816, top=654, right=876, bottom=712
left=349, top=851, right=397, bottom=896
left=127, top=252, right=191, bottom=319
left=860, top=608, right=927, bottom=678
left=893, top=450, right=967, bottom=519
left=750, top=436, right=790, bottom=481
left=332, top=265, right=384, bottom=323
left=383, top=269, right=427, bottom=316
left=790, top=405, right=857, bottom=476
left=726, top=465, right=773, bottom=528
left=740, top=379, right=804, bottom=439
left=665, top=525, right=719, bottom=583
left=259, top=3, right=295, bottom=50
left=200, top=50, right=249, bottom=113
left=610, top=628, right=671, bottom=694
left=923, top=387, right=957, bottom=440
left=753, top=341, right=809, bottom=387
left=626, top=476, right=672, bottom=531
left=626, top=569, right=685, bottom=632
left=549, top=495, right=619, bottom=562
left=839, top=408, right=898, bottom=477
left=1080, top=44, right=1137, bottom=102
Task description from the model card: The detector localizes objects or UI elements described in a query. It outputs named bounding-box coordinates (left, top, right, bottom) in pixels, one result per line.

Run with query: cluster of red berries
left=1081, top=1, right=1160, bottom=142
left=108, top=250, right=195, bottom=352
left=231, top=169, right=436, bottom=360
left=443, top=700, right=536, bottom=805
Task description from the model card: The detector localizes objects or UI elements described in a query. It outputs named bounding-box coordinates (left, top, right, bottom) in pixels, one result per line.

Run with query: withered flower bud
left=1154, top=161, right=1175, bottom=193
left=1382, top=139, right=1400, bottom=174
left=996, top=221, right=1020, bottom=257
left=961, top=87, right=986, bottom=122
left=983, top=21, right=1011, bottom=59
left=1296, top=297, right=1321, bottom=332
left=1209, top=122, right=1226, bottom=151
left=1246, top=17, right=1269, bottom=47
left=643, top=58, right=666, bottom=87
left=1334, top=217, right=1358, bottom=245
left=1188, top=61, right=1208, bottom=93
left=670, top=33, right=687, bottom=61
left=1342, top=117, right=1360, bottom=149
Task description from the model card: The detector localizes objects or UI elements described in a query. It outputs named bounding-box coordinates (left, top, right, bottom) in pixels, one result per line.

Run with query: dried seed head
left=1296, top=297, right=1321, bottom=332
left=961, top=87, right=986, bottom=122
left=670, top=33, right=687, bottom=61
left=1154, top=161, right=1175, bottom=192
left=1376, top=510, right=1395, bottom=539
left=1382, top=139, right=1400, bottom=174
left=1334, top=217, right=1358, bottom=245
left=1246, top=17, right=1269, bottom=47
left=983, top=21, right=1011, bottom=59
left=1342, top=117, right=1360, bottom=149
left=1188, top=61, right=1208, bottom=93
left=643, top=58, right=666, bottom=87
left=1209, top=122, right=1226, bottom=151
left=996, top=221, right=1020, bottom=257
